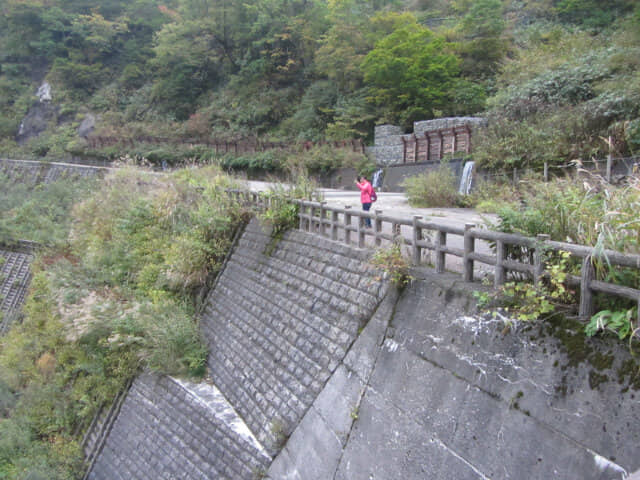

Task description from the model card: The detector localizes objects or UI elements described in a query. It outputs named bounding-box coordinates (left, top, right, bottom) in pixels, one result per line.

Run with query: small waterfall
left=371, top=168, right=384, bottom=188
left=458, top=161, right=475, bottom=195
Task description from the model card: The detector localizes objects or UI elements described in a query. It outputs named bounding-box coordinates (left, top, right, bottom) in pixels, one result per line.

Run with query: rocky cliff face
left=15, top=82, right=58, bottom=144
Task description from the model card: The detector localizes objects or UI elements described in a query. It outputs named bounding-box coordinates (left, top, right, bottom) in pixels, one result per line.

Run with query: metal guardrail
left=228, top=189, right=640, bottom=321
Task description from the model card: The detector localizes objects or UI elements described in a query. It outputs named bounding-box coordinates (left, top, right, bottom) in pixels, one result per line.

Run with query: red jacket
left=356, top=179, right=373, bottom=203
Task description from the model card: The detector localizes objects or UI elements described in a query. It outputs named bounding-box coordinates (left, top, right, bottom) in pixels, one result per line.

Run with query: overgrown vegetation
left=0, top=171, right=97, bottom=246
left=259, top=175, right=317, bottom=256
left=471, top=171, right=640, bottom=343
left=371, top=243, right=412, bottom=288
left=402, top=163, right=465, bottom=208
left=0, top=165, right=246, bottom=479
left=4, top=0, right=637, bottom=170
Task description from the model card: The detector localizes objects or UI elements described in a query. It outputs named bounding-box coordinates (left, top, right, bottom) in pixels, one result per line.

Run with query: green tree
left=360, top=18, right=467, bottom=126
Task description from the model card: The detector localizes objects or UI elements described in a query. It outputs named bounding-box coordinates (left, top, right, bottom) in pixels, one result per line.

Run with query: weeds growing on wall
left=0, top=165, right=246, bottom=479
left=485, top=173, right=640, bottom=341
left=259, top=175, right=318, bottom=255
left=476, top=250, right=576, bottom=322
left=371, top=243, right=413, bottom=289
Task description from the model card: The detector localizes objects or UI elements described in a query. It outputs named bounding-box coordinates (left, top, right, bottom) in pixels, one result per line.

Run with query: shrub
left=0, top=173, right=97, bottom=246
left=0, top=165, right=246, bottom=476
left=402, top=164, right=463, bottom=207
left=371, top=243, right=412, bottom=288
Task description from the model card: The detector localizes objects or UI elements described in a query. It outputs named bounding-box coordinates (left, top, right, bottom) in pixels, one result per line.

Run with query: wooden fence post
left=344, top=206, right=352, bottom=245
left=533, top=234, right=550, bottom=286
left=579, top=255, right=595, bottom=319
left=309, top=203, right=316, bottom=233
left=319, top=201, right=327, bottom=237
left=299, top=202, right=306, bottom=231
left=435, top=230, right=446, bottom=273
left=358, top=213, right=365, bottom=248
left=412, top=216, right=423, bottom=265
left=375, top=210, right=383, bottom=247
left=544, top=162, right=549, bottom=182
left=331, top=210, right=339, bottom=241
left=495, top=239, right=505, bottom=288
left=463, top=223, right=475, bottom=282
left=392, top=222, right=401, bottom=243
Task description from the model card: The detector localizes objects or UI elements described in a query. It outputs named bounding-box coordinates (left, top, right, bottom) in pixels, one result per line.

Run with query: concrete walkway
left=246, top=180, right=497, bottom=230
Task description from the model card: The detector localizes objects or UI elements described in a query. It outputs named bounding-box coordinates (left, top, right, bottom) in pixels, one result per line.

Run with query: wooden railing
left=228, top=189, right=640, bottom=320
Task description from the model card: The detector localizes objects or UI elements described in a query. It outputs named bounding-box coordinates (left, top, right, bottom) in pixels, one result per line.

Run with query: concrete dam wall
left=85, top=217, right=640, bottom=479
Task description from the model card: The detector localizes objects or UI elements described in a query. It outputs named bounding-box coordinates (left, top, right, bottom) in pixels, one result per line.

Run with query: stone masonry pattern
left=87, top=373, right=271, bottom=480
left=200, top=219, right=388, bottom=457
left=0, top=247, right=33, bottom=334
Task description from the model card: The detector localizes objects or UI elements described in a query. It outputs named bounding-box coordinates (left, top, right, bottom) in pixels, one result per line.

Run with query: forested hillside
left=0, top=0, right=639, bottom=167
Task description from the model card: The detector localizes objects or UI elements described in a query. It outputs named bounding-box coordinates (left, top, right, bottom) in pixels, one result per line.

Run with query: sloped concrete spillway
left=86, top=218, right=640, bottom=480
left=0, top=243, right=34, bottom=334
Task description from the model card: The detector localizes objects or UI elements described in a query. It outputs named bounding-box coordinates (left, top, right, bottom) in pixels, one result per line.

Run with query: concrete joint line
left=331, top=287, right=398, bottom=479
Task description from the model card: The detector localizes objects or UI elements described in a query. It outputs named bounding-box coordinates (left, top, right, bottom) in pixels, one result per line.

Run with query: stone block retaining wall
left=86, top=217, right=389, bottom=478
left=200, top=219, right=388, bottom=456
left=86, top=373, right=271, bottom=480
left=0, top=246, right=34, bottom=334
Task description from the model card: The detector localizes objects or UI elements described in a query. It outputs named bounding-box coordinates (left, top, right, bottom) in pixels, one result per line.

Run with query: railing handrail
left=227, top=188, right=640, bottom=320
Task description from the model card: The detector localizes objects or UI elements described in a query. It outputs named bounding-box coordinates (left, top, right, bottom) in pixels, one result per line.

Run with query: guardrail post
left=319, top=201, right=327, bottom=237
left=579, top=255, right=595, bottom=319
left=309, top=203, right=316, bottom=233
left=435, top=230, right=446, bottom=273
left=374, top=210, right=383, bottom=247
left=495, top=239, right=505, bottom=288
left=533, top=234, right=549, bottom=286
left=331, top=209, right=339, bottom=241
left=345, top=206, right=352, bottom=245
left=298, top=202, right=306, bottom=231
left=463, top=223, right=475, bottom=282
left=358, top=213, right=365, bottom=248
left=412, top=216, right=423, bottom=265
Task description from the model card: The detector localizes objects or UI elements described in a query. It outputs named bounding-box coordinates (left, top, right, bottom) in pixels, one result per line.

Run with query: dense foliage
left=3, top=0, right=637, bottom=168
left=0, top=166, right=246, bottom=478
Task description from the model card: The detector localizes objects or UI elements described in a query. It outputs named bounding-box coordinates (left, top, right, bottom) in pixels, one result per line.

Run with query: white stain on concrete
left=174, top=377, right=271, bottom=460
left=594, top=454, right=627, bottom=477
left=384, top=338, right=399, bottom=352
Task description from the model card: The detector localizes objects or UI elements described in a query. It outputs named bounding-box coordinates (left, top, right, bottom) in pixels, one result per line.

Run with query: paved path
left=246, top=181, right=496, bottom=229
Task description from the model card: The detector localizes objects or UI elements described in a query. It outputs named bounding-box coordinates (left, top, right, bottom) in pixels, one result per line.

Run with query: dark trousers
left=362, top=202, right=372, bottom=227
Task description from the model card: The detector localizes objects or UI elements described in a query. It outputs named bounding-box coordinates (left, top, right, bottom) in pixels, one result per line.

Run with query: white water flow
left=372, top=168, right=383, bottom=188
left=458, top=161, right=475, bottom=195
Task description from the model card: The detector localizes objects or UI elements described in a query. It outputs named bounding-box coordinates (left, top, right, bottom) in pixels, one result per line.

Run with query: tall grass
left=0, top=172, right=97, bottom=246
left=0, top=165, right=246, bottom=479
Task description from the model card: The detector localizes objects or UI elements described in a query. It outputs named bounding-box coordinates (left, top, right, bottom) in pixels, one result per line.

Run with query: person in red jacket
left=355, top=176, right=373, bottom=228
